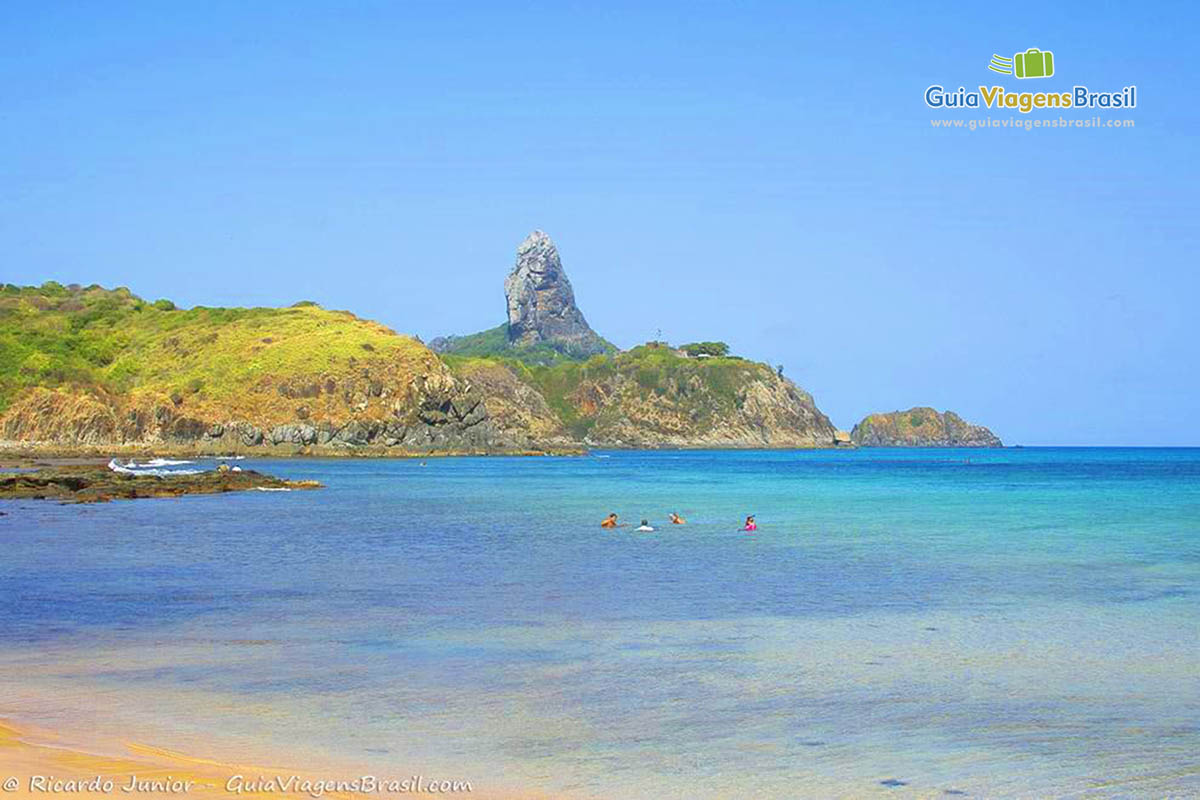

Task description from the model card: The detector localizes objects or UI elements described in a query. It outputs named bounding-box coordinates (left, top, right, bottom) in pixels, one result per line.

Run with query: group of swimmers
left=601, top=513, right=757, bottom=532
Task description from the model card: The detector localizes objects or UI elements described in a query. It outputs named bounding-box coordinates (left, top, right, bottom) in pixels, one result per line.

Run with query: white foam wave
left=107, top=458, right=206, bottom=477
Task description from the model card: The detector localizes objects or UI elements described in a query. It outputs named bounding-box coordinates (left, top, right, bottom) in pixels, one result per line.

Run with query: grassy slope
left=445, top=344, right=772, bottom=439
left=0, top=282, right=435, bottom=422
left=434, top=322, right=617, bottom=365
left=853, top=407, right=942, bottom=440
left=3, top=282, right=824, bottom=448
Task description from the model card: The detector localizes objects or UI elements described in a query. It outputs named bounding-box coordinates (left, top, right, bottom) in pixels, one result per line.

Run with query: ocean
left=1, top=448, right=1197, bottom=798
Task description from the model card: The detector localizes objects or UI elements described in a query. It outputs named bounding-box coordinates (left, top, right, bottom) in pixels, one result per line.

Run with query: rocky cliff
left=446, top=345, right=836, bottom=448
left=5, top=220, right=885, bottom=455
left=850, top=407, right=1002, bottom=447
left=426, top=231, right=840, bottom=449
left=575, top=352, right=835, bottom=448
left=448, top=359, right=574, bottom=449
left=0, top=283, right=519, bottom=454
left=503, top=230, right=608, bottom=355
left=1, top=279, right=838, bottom=454
left=430, top=231, right=613, bottom=363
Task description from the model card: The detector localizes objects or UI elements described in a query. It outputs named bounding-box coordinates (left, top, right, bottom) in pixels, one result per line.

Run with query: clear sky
left=2, top=1, right=1196, bottom=445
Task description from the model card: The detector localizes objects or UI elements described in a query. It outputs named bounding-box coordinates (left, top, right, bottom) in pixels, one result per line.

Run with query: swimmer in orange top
left=668, top=512, right=686, bottom=525
left=601, top=513, right=619, bottom=528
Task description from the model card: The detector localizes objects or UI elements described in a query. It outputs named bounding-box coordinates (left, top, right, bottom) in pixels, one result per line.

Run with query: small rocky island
left=851, top=407, right=1002, bottom=447
left=0, top=463, right=321, bottom=503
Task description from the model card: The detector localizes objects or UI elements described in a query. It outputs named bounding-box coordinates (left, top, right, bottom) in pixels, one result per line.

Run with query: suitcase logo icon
left=988, top=48, right=1055, bottom=79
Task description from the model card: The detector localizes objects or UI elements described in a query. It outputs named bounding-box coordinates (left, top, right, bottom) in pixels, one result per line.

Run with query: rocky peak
left=503, top=231, right=606, bottom=355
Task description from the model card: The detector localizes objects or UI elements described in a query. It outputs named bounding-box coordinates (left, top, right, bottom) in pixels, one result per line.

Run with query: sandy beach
left=0, top=718, right=537, bottom=800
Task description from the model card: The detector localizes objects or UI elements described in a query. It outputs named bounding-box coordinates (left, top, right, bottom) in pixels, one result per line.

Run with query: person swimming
left=668, top=512, right=686, bottom=525
left=742, top=515, right=757, bottom=531
left=635, top=519, right=655, bottom=532
left=601, top=513, right=619, bottom=528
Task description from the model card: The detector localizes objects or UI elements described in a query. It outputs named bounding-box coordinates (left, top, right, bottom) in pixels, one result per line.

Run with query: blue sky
left=2, top=1, right=1196, bottom=444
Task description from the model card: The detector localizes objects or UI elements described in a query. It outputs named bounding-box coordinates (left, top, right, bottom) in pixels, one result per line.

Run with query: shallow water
left=1, top=449, right=1198, bottom=798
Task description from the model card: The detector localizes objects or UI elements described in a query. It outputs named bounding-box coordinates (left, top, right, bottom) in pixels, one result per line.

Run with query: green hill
left=446, top=343, right=836, bottom=448
left=430, top=322, right=617, bottom=365
left=0, top=282, right=838, bottom=453
left=0, top=282, right=509, bottom=453
left=426, top=229, right=836, bottom=448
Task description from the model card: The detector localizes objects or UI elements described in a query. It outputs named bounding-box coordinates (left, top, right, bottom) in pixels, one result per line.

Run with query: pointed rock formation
left=503, top=231, right=608, bottom=356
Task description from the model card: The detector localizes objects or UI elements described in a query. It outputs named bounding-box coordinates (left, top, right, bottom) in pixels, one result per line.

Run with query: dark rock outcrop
left=449, top=360, right=574, bottom=449
left=0, top=465, right=321, bottom=503
left=850, top=407, right=1001, bottom=447
left=0, top=370, right=516, bottom=455
left=503, top=231, right=608, bottom=356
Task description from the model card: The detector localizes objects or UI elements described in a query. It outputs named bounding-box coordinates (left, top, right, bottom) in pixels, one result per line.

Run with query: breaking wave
left=107, top=458, right=206, bottom=477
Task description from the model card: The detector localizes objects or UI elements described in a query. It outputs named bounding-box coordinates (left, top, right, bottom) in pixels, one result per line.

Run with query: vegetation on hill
left=445, top=342, right=833, bottom=445
left=0, top=282, right=433, bottom=422
left=423, top=228, right=833, bottom=447
left=1, top=282, right=836, bottom=451
left=850, top=406, right=1002, bottom=447
left=679, top=341, right=730, bottom=358
left=431, top=322, right=616, bottom=365
left=0, top=282, right=516, bottom=454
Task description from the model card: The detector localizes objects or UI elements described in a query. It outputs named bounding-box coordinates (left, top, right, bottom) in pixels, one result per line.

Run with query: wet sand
left=0, top=718, right=541, bottom=800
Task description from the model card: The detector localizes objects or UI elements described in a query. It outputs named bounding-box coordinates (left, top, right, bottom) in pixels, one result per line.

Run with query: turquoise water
left=1, top=448, right=1198, bottom=798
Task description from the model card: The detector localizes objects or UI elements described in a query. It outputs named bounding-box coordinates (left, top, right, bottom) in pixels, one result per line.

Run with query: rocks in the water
left=0, top=465, right=321, bottom=503
left=851, top=407, right=1001, bottom=447
left=503, top=231, right=608, bottom=356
